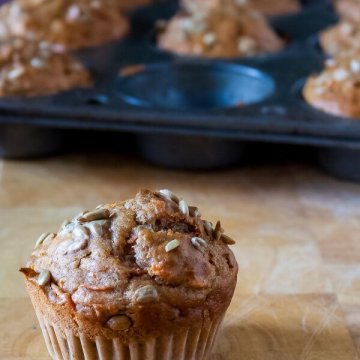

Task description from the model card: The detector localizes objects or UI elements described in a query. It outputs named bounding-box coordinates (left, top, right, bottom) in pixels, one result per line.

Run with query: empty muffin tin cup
left=0, top=125, right=63, bottom=158
left=318, top=147, right=360, bottom=183
left=138, top=133, right=245, bottom=169
left=117, top=62, right=275, bottom=110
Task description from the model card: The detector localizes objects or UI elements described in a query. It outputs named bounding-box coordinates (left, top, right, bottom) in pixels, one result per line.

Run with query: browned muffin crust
left=303, top=52, right=360, bottom=118
left=157, top=5, right=284, bottom=58
left=0, top=39, right=91, bottom=96
left=334, top=0, right=360, bottom=22
left=182, top=0, right=300, bottom=16
left=320, top=20, right=360, bottom=56
left=0, top=0, right=129, bottom=50
left=21, top=190, right=238, bottom=341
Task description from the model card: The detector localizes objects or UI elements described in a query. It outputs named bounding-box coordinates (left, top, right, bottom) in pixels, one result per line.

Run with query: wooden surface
left=1, top=153, right=360, bottom=360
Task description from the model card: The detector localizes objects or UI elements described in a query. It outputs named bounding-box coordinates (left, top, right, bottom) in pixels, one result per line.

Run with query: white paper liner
left=34, top=308, right=223, bottom=360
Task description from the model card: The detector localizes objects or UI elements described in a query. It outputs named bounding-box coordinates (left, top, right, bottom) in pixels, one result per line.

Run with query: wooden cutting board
left=0, top=294, right=357, bottom=360
left=1, top=155, right=359, bottom=359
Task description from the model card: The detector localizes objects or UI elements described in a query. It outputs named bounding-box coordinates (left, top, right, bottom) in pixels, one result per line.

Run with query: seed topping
left=189, top=206, right=201, bottom=217
left=191, top=237, right=207, bottom=252
left=333, top=68, right=349, bottom=82
left=35, top=232, right=50, bottom=248
left=78, top=209, right=110, bottom=222
left=204, top=221, right=213, bottom=235
left=179, top=199, right=189, bottom=216
left=86, top=220, right=106, bottom=236
left=214, top=221, right=224, bottom=241
left=37, top=270, right=51, bottom=286
left=203, top=32, right=217, bottom=46
left=165, top=239, right=180, bottom=252
left=106, top=315, right=132, bottom=331
left=238, top=36, right=256, bottom=55
left=65, top=238, right=88, bottom=254
left=158, top=189, right=179, bottom=204
left=72, top=224, right=90, bottom=240
left=30, top=57, right=44, bottom=69
left=7, top=66, right=25, bottom=80
left=221, top=234, right=236, bottom=245
left=351, top=59, right=360, bottom=73
left=134, top=285, right=159, bottom=303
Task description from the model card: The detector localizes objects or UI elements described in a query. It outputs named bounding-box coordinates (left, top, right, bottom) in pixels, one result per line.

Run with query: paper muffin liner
left=33, top=306, right=223, bottom=360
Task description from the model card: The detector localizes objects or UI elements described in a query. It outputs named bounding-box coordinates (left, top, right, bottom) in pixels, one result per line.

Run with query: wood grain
left=1, top=154, right=360, bottom=359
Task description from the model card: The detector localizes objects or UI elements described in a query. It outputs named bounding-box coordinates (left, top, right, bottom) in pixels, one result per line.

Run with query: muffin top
left=157, top=5, right=284, bottom=58
left=335, top=0, right=360, bottom=22
left=0, top=0, right=129, bottom=50
left=0, top=38, right=91, bottom=96
left=21, top=190, right=238, bottom=340
left=303, top=52, right=360, bottom=118
left=320, top=21, right=360, bottom=56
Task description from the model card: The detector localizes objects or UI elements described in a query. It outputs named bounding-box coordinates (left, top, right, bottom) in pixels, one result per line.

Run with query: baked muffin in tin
left=158, top=4, right=284, bottom=58
left=320, top=20, right=360, bottom=56
left=334, top=0, right=360, bottom=22
left=0, top=38, right=91, bottom=97
left=303, top=52, right=360, bottom=118
left=0, top=0, right=129, bottom=51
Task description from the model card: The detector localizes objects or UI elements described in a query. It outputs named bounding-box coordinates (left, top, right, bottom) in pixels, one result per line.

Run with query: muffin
left=182, top=0, right=301, bottom=16
left=303, top=52, right=360, bottom=118
left=0, top=39, right=91, bottom=96
left=320, top=20, right=360, bottom=56
left=157, top=5, right=284, bottom=58
left=334, top=0, right=360, bottom=22
left=0, top=0, right=129, bottom=51
left=20, top=189, right=238, bottom=360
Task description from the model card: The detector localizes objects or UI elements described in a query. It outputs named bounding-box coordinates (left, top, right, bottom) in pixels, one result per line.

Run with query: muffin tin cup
left=34, top=306, right=223, bottom=360
left=318, top=146, right=360, bottom=182
left=138, top=133, right=246, bottom=169
left=3, top=0, right=360, bottom=181
left=0, top=124, right=63, bottom=158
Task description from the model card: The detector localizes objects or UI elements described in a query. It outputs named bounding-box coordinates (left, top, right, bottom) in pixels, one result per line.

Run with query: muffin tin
left=2, top=0, right=360, bottom=180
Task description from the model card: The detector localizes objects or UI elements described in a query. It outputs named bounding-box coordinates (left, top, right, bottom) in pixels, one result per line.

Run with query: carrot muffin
left=303, top=52, right=360, bottom=118
left=20, top=189, right=238, bottom=360
left=0, top=0, right=129, bottom=51
left=182, top=0, right=301, bottom=16
left=320, top=20, right=360, bottom=56
left=0, top=39, right=91, bottom=97
left=157, top=5, right=284, bottom=58
left=334, top=0, right=360, bottom=22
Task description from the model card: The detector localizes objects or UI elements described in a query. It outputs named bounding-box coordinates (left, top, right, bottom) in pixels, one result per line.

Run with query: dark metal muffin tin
left=2, top=0, right=360, bottom=180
